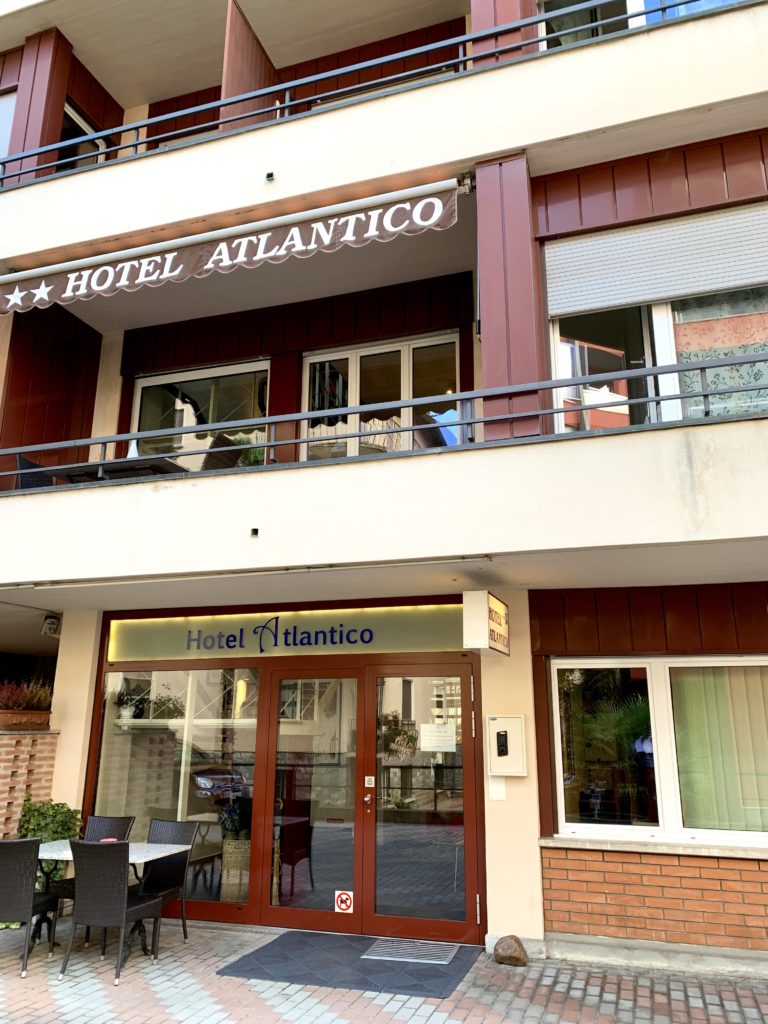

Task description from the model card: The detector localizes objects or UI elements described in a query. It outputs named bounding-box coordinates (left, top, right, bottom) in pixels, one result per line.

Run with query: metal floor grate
left=361, top=938, right=461, bottom=965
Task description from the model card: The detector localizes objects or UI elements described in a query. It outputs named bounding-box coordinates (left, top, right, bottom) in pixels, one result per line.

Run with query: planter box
left=0, top=710, right=50, bottom=731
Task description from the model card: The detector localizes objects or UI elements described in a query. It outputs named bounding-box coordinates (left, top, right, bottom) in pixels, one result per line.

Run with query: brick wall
left=0, top=730, right=59, bottom=837
left=542, top=847, right=768, bottom=951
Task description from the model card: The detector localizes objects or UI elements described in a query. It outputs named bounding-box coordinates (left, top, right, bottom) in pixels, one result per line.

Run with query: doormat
left=217, top=930, right=483, bottom=997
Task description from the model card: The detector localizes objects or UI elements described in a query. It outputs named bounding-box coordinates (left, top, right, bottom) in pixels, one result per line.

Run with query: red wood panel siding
left=278, top=18, right=466, bottom=105
left=0, top=47, right=23, bottom=89
left=476, top=155, right=547, bottom=437
left=532, top=128, right=768, bottom=238
left=0, top=306, right=101, bottom=488
left=220, top=0, right=280, bottom=130
left=470, top=0, right=538, bottom=64
left=66, top=54, right=122, bottom=133
left=146, top=86, right=221, bottom=143
left=529, top=583, right=768, bottom=656
left=6, top=29, right=72, bottom=180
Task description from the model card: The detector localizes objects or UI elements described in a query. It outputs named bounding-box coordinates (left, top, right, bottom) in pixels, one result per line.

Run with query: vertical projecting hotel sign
left=2, top=187, right=458, bottom=314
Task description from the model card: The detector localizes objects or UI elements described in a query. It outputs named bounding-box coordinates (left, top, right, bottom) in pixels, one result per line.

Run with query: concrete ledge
left=541, top=836, right=768, bottom=860
left=544, top=932, right=768, bottom=979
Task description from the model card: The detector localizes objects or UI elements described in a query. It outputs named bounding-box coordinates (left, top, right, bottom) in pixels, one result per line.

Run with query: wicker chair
left=52, top=814, right=135, bottom=945
left=0, top=838, right=59, bottom=976
left=58, top=840, right=163, bottom=986
left=139, top=819, right=199, bottom=940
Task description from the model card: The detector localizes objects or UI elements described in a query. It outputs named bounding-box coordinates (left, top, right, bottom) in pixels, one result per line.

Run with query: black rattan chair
left=0, top=838, right=59, bottom=976
left=52, top=815, right=135, bottom=944
left=140, top=819, right=199, bottom=941
left=58, top=840, right=163, bottom=986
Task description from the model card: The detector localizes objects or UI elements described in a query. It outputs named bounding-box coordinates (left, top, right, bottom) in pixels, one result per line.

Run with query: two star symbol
left=5, top=280, right=54, bottom=308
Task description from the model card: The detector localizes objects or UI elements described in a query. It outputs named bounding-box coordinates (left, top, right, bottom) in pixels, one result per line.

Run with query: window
left=552, top=658, right=768, bottom=846
left=302, top=336, right=459, bottom=460
left=132, top=361, right=269, bottom=471
left=58, top=103, right=106, bottom=170
left=0, top=90, right=16, bottom=161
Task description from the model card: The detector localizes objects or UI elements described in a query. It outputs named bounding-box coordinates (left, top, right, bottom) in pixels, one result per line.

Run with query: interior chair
left=16, top=455, right=54, bottom=490
left=139, top=819, right=199, bottom=941
left=0, top=838, right=59, bottom=976
left=279, top=799, right=314, bottom=898
left=58, top=840, right=163, bottom=986
left=52, top=814, right=135, bottom=945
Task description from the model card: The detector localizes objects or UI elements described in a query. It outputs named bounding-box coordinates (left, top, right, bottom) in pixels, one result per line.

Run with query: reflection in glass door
left=270, top=677, right=358, bottom=912
left=373, top=676, right=466, bottom=921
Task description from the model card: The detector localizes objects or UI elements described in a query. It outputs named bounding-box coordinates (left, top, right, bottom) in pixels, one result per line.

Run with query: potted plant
left=114, top=690, right=147, bottom=721
left=0, top=680, right=54, bottom=730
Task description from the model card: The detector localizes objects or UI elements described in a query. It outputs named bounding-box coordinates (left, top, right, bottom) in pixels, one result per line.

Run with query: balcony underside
left=2, top=3, right=767, bottom=270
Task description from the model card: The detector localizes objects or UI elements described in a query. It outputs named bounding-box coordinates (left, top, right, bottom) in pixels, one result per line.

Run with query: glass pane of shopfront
left=95, top=668, right=259, bottom=903
left=270, top=678, right=357, bottom=909
left=556, top=667, right=658, bottom=826
left=375, top=676, right=465, bottom=920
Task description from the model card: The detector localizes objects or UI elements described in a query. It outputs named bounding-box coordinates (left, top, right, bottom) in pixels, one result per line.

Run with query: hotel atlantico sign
left=2, top=187, right=457, bottom=314
left=107, top=604, right=464, bottom=662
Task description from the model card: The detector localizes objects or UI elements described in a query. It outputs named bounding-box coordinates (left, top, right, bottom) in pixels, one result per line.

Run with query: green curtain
left=670, top=666, right=768, bottom=831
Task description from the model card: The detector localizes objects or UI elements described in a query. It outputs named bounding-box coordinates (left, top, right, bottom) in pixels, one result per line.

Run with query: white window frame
left=130, top=359, right=271, bottom=432
left=63, top=102, right=107, bottom=164
left=551, top=655, right=768, bottom=849
left=300, top=332, right=460, bottom=459
left=0, top=89, right=17, bottom=161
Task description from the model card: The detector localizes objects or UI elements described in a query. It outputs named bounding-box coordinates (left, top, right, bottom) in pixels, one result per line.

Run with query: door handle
left=363, top=793, right=373, bottom=805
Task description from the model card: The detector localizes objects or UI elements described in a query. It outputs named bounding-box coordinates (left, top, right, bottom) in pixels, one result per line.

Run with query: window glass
left=0, top=91, right=16, bottom=160
left=95, top=669, right=259, bottom=904
left=670, top=666, right=768, bottom=832
left=360, top=349, right=402, bottom=453
left=306, top=357, right=350, bottom=460
left=412, top=342, right=459, bottom=447
left=557, top=667, right=658, bottom=826
left=645, top=0, right=729, bottom=22
left=136, top=366, right=268, bottom=470
left=58, top=106, right=104, bottom=171
left=672, top=285, right=768, bottom=418
left=541, top=0, right=628, bottom=46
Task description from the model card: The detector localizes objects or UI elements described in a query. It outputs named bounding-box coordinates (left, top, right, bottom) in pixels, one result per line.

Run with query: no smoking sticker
left=335, top=890, right=354, bottom=913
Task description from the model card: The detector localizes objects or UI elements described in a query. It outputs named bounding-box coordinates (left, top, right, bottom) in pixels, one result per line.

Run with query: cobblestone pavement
left=2, top=923, right=768, bottom=1024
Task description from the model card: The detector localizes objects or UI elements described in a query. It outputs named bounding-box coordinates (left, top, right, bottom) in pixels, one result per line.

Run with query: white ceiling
left=0, top=0, right=468, bottom=108
left=63, top=193, right=477, bottom=332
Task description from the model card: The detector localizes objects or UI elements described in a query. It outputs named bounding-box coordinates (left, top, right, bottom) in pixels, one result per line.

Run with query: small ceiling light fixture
left=251, top=528, right=259, bottom=537
left=265, top=171, right=275, bottom=182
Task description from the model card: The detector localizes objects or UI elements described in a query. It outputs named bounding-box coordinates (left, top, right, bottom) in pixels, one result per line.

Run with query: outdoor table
left=51, top=456, right=188, bottom=484
left=36, top=840, right=192, bottom=957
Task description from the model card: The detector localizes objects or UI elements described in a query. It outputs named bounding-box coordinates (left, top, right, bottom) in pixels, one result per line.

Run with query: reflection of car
left=191, top=763, right=249, bottom=801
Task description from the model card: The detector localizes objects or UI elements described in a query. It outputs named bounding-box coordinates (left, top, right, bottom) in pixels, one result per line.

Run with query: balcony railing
left=3, top=353, right=766, bottom=493
left=0, top=0, right=755, bottom=188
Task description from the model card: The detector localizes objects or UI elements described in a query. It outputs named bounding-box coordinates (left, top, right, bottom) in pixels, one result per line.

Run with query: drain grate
left=361, top=938, right=461, bottom=965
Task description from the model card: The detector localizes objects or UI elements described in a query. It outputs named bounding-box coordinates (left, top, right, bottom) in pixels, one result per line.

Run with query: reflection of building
left=1, top=0, right=768, bottom=971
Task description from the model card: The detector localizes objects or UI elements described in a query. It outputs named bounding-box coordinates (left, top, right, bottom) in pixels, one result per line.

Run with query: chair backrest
left=0, top=838, right=39, bottom=923
left=16, top=455, right=54, bottom=491
left=83, top=815, right=135, bottom=842
left=142, top=819, right=199, bottom=892
left=70, top=839, right=129, bottom=928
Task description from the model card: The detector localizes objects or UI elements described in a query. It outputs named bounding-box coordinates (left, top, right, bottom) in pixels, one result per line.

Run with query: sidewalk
left=2, top=923, right=768, bottom=1024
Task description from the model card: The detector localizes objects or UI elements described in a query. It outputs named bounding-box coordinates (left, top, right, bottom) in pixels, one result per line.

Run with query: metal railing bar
left=0, top=0, right=757, bottom=185
left=3, top=356, right=767, bottom=482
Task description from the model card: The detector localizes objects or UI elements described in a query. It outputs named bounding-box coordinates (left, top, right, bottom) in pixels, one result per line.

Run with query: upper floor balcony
left=0, top=0, right=765, bottom=267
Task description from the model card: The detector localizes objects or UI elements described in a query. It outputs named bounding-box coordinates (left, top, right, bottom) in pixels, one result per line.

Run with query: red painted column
left=6, top=28, right=72, bottom=180
left=476, top=154, right=548, bottom=438
left=220, top=0, right=281, bottom=130
left=471, top=0, right=538, bottom=64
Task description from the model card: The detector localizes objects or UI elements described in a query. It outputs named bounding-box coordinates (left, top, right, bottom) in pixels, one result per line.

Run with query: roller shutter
left=545, top=200, right=768, bottom=317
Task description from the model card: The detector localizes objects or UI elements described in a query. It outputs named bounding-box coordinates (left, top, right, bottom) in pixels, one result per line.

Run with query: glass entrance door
left=261, top=665, right=479, bottom=942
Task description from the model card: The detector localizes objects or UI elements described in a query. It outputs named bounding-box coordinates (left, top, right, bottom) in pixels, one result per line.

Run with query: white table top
left=38, top=840, right=190, bottom=864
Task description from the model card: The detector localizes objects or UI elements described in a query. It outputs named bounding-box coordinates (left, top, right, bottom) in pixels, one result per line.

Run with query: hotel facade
left=1, top=0, right=768, bottom=972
